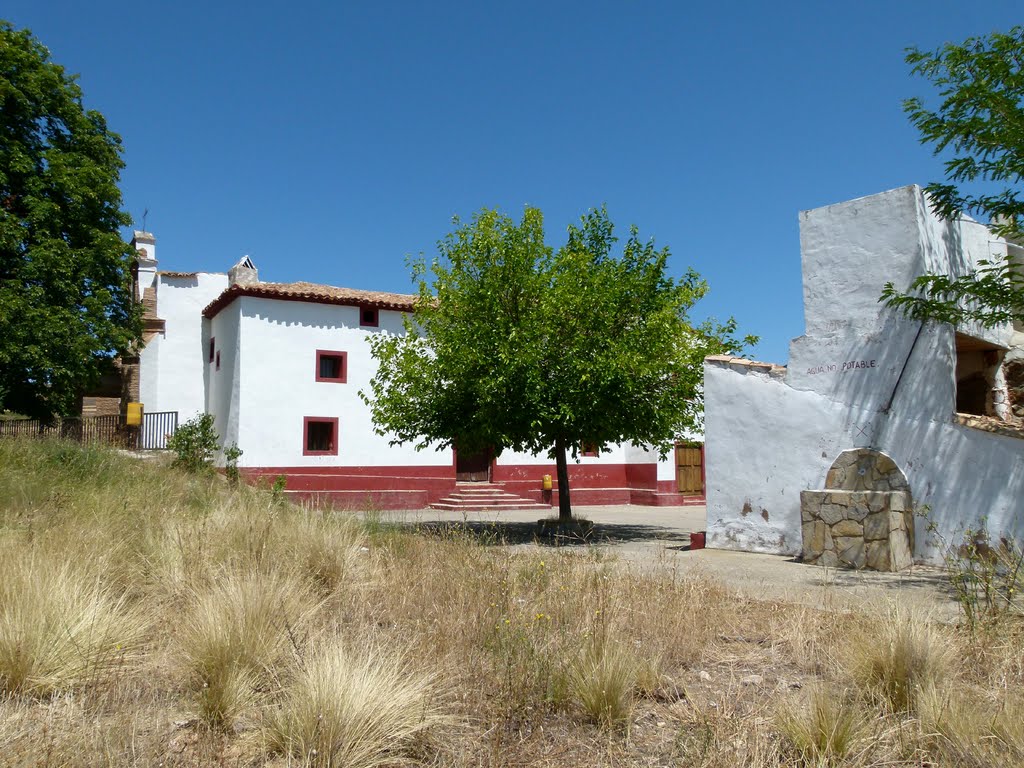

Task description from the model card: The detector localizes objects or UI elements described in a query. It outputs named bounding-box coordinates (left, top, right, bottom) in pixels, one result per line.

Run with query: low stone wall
left=800, top=489, right=914, bottom=571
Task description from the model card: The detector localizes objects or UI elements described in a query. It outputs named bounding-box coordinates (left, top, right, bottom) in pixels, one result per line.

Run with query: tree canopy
left=363, top=206, right=754, bottom=520
left=0, top=21, right=139, bottom=419
left=882, top=26, right=1024, bottom=326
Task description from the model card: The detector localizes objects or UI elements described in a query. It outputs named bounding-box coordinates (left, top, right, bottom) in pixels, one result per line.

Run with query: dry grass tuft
left=916, top=683, right=1024, bottom=765
left=568, top=634, right=644, bottom=729
left=0, top=552, right=148, bottom=696
left=266, top=640, right=442, bottom=768
left=177, top=567, right=317, bottom=728
left=848, top=606, right=956, bottom=713
left=274, top=509, right=366, bottom=594
left=777, top=685, right=866, bottom=766
left=3, top=438, right=1024, bottom=767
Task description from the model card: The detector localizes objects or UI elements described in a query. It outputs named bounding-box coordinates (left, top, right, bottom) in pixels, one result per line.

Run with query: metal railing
left=0, top=411, right=179, bottom=450
left=140, top=411, right=178, bottom=450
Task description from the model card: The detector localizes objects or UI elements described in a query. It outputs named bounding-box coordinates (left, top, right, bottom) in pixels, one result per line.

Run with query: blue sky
left=6, top=1, right=1021, bottom=363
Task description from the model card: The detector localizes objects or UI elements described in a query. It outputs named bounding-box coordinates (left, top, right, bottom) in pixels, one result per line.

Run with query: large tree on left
left=0, top=21, right=139, bottom=420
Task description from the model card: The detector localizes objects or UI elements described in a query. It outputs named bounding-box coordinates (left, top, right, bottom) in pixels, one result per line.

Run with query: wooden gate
left=675, top=442, right=704, bottom=495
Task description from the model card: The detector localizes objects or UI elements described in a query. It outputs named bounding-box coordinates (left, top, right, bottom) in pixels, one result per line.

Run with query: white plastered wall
left=705, top=186, right=1024, bottom=563
left=497, top=444, right=627, bottom=466
left=142, top=273, right=228, bottom=420
left=206, top=302, right=241, bottom=452
left=228, top=297, right=450, bottom=468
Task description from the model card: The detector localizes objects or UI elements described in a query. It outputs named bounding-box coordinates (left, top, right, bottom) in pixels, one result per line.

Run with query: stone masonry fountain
left=800, top=448, right=913, bottom=571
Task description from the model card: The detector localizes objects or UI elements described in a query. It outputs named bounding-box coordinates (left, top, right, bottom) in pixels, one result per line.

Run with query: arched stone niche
left=800, top=449, right=914, bottom=571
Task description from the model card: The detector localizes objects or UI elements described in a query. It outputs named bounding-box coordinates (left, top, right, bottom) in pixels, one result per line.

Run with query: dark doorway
left=455, top=444, right=491, bottom=482
left=954, top=332, right=1005, bottom=417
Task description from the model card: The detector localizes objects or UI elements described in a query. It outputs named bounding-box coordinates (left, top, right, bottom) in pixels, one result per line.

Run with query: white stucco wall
left=206, top=302, right=241, bottom=452
left=705, top=359, right=1024, bottom=561
left=226, top=297, right=450, bottom=468
left=144, top=273, right=228, bottom=419
left=704, top=186, right=1024, bottom=563
left=497, top=444, right=628, bottom=466
left=139, top=333, right=161, bottom=410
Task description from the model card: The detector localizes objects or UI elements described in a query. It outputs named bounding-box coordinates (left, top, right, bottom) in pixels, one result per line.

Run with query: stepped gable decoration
left=202, top=280, right=419, bottom=319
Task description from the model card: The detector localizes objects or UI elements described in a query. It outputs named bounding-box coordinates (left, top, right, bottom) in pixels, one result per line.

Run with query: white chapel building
left=130, top=234, right=702, bottom=510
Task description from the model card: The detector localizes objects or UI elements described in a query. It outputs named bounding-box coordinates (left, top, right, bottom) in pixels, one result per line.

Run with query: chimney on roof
left=131, top=231, right=157, bottom=302
left=229, top=255, right=258, bottom=286
left=131, top=231, right=156, bottom=264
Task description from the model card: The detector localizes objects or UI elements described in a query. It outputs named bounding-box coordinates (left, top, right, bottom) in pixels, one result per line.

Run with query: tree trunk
left=554, top=437, right=572, bottom=521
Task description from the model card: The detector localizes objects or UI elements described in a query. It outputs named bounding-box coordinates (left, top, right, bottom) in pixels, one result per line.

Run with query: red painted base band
left=240, top=462, right=703, bottom=510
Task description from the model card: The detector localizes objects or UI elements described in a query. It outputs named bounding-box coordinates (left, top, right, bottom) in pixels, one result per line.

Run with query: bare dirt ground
left=374, top=503, right=960, bottom=620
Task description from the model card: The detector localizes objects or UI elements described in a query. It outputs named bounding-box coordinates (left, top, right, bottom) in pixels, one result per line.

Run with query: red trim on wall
left=302, top=416, right=339, bottom=456
left=624, top=462, right=657, bottom=490
left=239, top=458, right=701, bottom=510
left=315, top=349, right=348, bottom=383
left=493, top=462, right=630, bottom=487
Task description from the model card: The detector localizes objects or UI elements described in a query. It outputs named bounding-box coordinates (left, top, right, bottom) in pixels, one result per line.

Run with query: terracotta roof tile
left=705, top=355, right=787, bottom=377
left=203, top=281, right=419, bottom=319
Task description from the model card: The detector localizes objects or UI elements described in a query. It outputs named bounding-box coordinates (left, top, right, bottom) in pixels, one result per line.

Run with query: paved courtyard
left=371, top=503, right=960, bottom=620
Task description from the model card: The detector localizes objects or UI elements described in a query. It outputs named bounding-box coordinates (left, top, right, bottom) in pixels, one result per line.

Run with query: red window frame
left=303, top=416, right=339, bottom=456
left=315, top=350, right=347, bottom=383
left=209, top=337, right=215, bottom=362
left=360, top=306, right=379, bottom=327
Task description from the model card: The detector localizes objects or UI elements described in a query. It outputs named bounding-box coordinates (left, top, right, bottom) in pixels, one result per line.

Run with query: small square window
left=209, top=337, right=215, bottom=362
left=215, top=351, right=221, bottom=371
left=581, top=442, right=599, bottom=457
left=303, top=417, right=338, bottom=456
left=315, top=350, right=347, bottom=383
left=360, top=306, right=379, bottom=327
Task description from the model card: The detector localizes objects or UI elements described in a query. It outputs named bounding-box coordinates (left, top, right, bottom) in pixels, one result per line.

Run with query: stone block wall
left=800, top=489, right=914, bottom=571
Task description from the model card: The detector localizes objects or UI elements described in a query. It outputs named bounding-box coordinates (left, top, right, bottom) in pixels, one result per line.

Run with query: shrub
left=271, top=474, right=288, bottom=503
left=948, top=524, right=1023, bottom=629
left=266, top=640, right=442, bottom=768
left=919, top=509, right=1024, bottom=629
left=224, top=443, right=243, bottom=486
left=167, top=414, right=219, bottom=473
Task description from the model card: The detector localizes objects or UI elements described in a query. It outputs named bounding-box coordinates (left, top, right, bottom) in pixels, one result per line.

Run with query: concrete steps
left=429, top=483, right=550, bottom=512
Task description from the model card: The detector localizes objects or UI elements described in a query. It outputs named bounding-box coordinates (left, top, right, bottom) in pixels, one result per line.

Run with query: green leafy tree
left=0, top=21, right=140, bottom=420
left=363, top=206, right=754, bottom=521
left=882, top=26, right=1024, bottom=326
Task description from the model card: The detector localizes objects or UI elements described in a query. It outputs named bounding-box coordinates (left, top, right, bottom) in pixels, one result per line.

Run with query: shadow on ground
left=391, top=519, right=686, bottom=548
left=803, top=563, right=959, bottom=603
